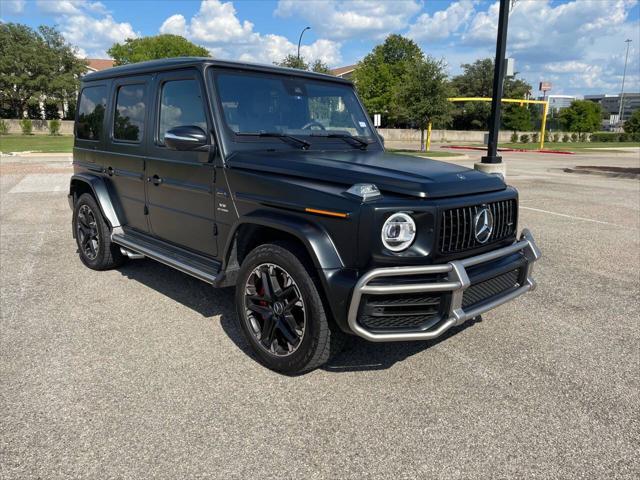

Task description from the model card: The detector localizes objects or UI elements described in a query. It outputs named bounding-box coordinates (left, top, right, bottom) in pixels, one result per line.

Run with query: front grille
left=358, top=292, right=445, bottom=330
left=462, top=268, right=521, bottom=309
left=439, top=199, right=517, bottom=254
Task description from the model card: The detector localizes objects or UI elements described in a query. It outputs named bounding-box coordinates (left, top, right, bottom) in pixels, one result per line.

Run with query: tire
left=73, top=193, right=125, bottom=270
left=235, top=242, right=345, bottom=374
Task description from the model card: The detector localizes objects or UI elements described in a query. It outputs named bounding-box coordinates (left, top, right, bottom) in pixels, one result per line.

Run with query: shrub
left=570, top=133, right=578, bottom=142
left=510, top=132, right=519, bottom=143
left=544, top=131, right=551, bottom=142
left=519, top=134, right=530, bottom=143
left=26, top=100, right=42, bottom=119
left=48, top=119, right=61, bottom=136
left=562, top=134, right=570, bottom=142
left=19, top=118, right=33, bottom=135
left=64, top=100, right=76, bottom=120
left=579, top=132, right=588, bottom=142
left=0, top=105, right=19, bottom=118
left=44, top=101, right=60, bottom=120
left=0, top=119, right=8, bottom=135
left=553, top=133, right=560, bottom=142
left=531, top=133, right=539, bottom=143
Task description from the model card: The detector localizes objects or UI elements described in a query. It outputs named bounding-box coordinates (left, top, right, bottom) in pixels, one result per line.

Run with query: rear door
left=145, top=69, right=217, bottom=257
left=104, top=76, right=151, bottom=233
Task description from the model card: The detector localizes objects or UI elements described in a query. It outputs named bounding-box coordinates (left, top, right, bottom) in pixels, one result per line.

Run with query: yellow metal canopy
left=447, top=97, right=550, bottom=149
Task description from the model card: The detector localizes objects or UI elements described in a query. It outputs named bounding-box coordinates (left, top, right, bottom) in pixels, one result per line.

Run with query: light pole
left=481, top=0, right=510, bottom=165
left=617, top=39, right=632, bottom=127
left=297, top=26, right=311, bottom=61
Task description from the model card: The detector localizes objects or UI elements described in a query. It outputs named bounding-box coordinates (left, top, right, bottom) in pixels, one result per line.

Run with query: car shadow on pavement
left=117, top=259, right=483, bottom=374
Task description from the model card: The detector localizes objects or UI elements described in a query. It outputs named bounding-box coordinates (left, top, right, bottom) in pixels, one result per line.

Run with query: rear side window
left=77, top=86, right=107, bottom=141
left=114, top=84, right=146, bottom=142
left=159, top=79, right=207, bottom=143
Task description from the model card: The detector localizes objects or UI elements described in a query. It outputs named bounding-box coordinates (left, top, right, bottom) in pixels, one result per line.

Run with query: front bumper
left=347, top=229, right=541, bottom=342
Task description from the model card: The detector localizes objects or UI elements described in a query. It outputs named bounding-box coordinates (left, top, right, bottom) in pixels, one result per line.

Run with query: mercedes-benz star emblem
left=473, top=206, right=494, bottom=244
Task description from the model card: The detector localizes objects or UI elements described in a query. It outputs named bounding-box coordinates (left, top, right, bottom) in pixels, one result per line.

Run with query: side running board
left=111, top=228, right=221, bottom=284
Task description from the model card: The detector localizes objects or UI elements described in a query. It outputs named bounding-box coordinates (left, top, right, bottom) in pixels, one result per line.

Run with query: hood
left=226, top=149, right=505, bottom=199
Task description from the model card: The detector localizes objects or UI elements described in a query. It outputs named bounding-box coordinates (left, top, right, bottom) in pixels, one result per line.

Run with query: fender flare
left=69, top=173, right=121, bottom=229
left=223, top=210, right=345, bottom=271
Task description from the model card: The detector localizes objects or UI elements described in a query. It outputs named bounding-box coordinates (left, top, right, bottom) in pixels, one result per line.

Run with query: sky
left=1, top=0, right=639, bottom=96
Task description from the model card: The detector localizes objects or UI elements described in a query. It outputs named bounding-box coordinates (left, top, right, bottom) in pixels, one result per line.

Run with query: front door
left=145, top=69, right=217, bottom=257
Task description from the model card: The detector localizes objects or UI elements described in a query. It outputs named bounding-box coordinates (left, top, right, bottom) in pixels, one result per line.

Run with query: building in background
left=539, top=95, right=577, bottom=114
left=84, top=58, right=115, bottom=74
left=330, top=64, right=357, bottom=80
left=585, top=93, right=640, bottom=129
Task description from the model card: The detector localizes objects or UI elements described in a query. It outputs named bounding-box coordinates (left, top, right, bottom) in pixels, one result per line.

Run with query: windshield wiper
left=310, top=133, right=370, bottom=149
left=236, top=131, right=310, bottom=150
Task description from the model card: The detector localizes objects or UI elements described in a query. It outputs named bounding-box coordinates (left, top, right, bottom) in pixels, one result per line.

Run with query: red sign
left=539, top=82, right=552, bottom=92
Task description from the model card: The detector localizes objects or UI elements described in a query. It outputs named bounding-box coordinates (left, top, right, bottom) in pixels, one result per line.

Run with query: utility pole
left=617, top=39, right=632, bottom=128
left=297, top=26, right=311, bottom=61
left=481, top=0, right=510, bottom=166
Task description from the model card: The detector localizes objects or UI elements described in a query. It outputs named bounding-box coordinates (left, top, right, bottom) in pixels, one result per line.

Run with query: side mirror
left=164, top=125, right=208, bottom=151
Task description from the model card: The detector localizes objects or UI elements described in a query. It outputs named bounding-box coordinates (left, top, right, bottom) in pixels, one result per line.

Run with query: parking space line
left=520, top=206, right=627, bottom=227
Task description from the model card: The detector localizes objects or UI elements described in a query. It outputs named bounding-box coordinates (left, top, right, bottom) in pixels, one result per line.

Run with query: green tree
left=310, top=59, right=331, bottom=74
left=108, top=34, right=209, bottom=65
left=502, top=104, right=532, bottom=132
left=394, top=56, right=451, bottom=150
left=623, top=109, right=640, bottom=135
left=450, top=58, right=533, bottom=130
left=0, top=23, right=86, bottom=117
left=560, top=100, right=602, bottom=133
left=275, top=54, right=308, bottom=70
left=275, top=56, right=330, bottom=74
left=352, top=34, right=423, bottom=127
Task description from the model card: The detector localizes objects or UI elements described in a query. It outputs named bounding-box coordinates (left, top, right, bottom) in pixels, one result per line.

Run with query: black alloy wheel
left=244, top=263, right=306, bottom=356
left=235, top=242, right=345, bottom=374
left=76, top=204, right=100, bottom=261
left=73, top=193, right=125, bottom=270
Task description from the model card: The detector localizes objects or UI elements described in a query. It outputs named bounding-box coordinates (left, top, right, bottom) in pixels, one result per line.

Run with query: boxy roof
left=83, top=57, right=351, bottom=84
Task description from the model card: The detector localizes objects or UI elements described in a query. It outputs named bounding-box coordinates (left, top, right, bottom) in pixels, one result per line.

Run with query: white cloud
left=159, top=14, right=188, bottom=36
left=444, top=0, right=640, bottom=94
left=2, top=0, right=26, bottom=14
left=61, top=14, right=137, bottom=57
left=32, top=0, right=137, bottom=57
left=160, top=0, right=342, bottom=66
left=407, top=0, right=475, bottom=40
left=275, top=0, right=421, bottom=40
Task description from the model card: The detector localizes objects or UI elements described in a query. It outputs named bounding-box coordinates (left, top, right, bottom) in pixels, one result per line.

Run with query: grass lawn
left=389, top=148, right=460, bottom=157
left=472, top=141, right=640, bottom=152
left=0, top=134, right=73, bottom=153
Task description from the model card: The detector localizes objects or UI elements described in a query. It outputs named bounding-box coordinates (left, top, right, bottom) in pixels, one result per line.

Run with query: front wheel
left=235, top=242, right=344, bottom=374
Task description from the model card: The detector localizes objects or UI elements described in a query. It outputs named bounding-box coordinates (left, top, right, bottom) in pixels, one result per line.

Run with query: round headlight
left=381, top=213, right=416, bottom=252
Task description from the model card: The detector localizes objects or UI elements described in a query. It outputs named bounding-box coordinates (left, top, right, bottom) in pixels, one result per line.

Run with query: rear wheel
left=235, top=242, right=344, bottom=374
left=73, top=193, right=124, bottom=270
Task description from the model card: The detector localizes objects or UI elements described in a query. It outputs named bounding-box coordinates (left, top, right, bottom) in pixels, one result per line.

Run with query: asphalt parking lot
left=1, top=149, right=639, bottom=479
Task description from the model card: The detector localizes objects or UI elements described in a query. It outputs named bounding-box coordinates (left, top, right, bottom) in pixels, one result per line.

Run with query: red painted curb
left=441, top=145, right=575, bottom=155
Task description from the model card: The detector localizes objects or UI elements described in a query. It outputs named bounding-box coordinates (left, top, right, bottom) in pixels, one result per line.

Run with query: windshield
left=212, top=69, right=376, bottom=144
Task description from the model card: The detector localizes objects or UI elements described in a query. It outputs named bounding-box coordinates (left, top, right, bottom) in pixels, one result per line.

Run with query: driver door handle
left=148, top=174, right=163, bottom=186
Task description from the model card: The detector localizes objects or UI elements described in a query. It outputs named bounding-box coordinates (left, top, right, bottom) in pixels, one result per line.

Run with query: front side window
left=76, top=86, right=107, bottom=140
left=113, top=84, right=146, bottom=142
left=159, top=79, right=207, bottom=143
left=212, top=70, right=374, bottom=142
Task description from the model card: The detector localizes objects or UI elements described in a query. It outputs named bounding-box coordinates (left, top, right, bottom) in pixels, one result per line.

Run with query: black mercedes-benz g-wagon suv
left=69, top=58, right=540, bottom=374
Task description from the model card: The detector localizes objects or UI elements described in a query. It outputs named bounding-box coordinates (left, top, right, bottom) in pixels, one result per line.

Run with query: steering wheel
left=301, top=121, right=326, bottom=131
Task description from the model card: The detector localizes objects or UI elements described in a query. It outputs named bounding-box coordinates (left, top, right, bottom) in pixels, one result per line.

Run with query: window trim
left=111, top=81, right=148, bottom=145
left=76, top=84, right=108, bottom=143
left=155, top=75, right=209, bottom=148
